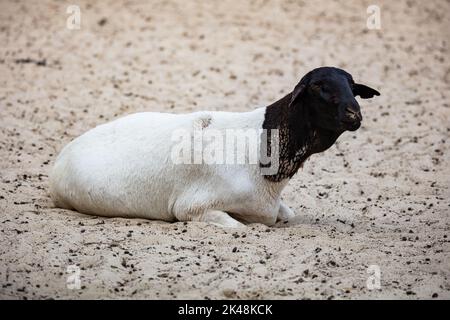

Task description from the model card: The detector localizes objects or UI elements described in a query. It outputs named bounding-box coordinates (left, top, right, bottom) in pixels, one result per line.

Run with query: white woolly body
left=49, top=108, right=292, bottom=227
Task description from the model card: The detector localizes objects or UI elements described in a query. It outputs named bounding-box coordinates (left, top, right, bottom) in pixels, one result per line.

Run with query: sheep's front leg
left=197, top=209, right=245, bottom=228
left=277, top=201, right=296, bottom=222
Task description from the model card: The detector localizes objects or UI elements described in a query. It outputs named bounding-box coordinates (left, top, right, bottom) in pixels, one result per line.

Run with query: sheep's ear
left=289, top=83, right=306, bottom=107
left=353, top=83, right=380, bottom=99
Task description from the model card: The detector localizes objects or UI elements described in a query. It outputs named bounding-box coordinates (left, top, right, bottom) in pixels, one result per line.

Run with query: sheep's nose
left=345, top=107, right=362, bottom=122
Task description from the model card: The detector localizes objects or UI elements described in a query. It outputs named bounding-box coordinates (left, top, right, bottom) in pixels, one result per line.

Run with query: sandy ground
left=0, top=0, right=449, bottom=300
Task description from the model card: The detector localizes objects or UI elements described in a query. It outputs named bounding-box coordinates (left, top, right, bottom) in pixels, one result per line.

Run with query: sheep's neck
left=260, top=93, right=341, bottom=182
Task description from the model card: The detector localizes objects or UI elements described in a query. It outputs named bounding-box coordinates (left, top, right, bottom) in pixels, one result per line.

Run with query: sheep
left=49, top=67, right=380, bottom=228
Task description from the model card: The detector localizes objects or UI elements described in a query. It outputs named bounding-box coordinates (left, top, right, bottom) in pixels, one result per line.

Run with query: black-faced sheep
left=50, top=67, right=380, bottom=227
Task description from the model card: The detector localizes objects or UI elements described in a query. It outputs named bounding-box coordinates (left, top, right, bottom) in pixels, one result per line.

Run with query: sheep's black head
left=290, top=67, right=380, bottom=132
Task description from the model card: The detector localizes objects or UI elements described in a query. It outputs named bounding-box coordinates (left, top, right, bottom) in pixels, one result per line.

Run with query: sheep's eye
left=311, top=82, right=323, bottom=91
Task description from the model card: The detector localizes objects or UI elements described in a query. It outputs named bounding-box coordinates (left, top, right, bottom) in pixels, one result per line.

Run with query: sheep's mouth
left=341, top=120, right=361, bottom=131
